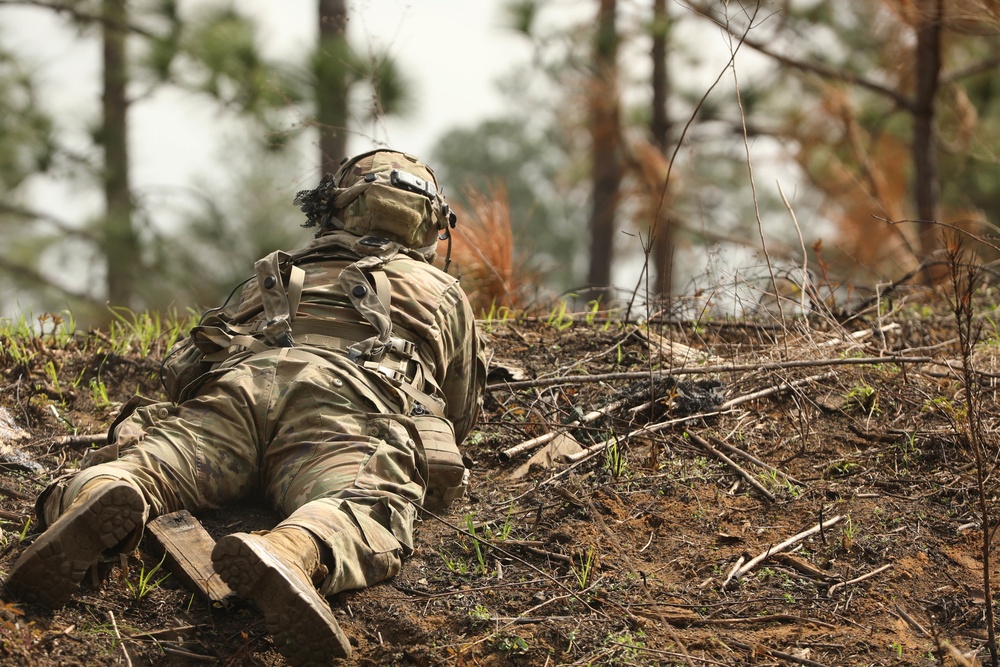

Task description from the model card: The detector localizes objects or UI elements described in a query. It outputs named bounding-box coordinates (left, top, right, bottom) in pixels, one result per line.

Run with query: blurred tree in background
left=314, top=0, right=412, bottom=172
left=684, top=0, right=1000, bottom=284
left=0, top=0, right=301, bottom=323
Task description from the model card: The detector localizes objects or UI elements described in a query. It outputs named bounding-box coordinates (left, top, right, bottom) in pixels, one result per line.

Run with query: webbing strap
left=294, top=333, right=355, bottom=350
left=393, top=379, right=445, bottom=418
left=200, top=332, right=268, bottom=362
left=204, top=244, right=443, bottom=416
left=292, top=314, right=373, bottom=341
left=287, top=265, right=305, bottom=317
left=255, top=251, right=296, bottom=347
left=339, top=256, right=393, bottom=361
left=372, top=270, right=391, bottom=314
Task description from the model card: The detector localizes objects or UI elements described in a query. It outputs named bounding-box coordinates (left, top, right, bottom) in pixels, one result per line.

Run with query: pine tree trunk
left=913, top=0, right=943, bottom=280
left=586, top=0, right=621, bottom=299
left=317, top=0, right=349, bottom=175
left=650, top=0, right=673, bottom=296
left=102, top=0, right=137, bottom=308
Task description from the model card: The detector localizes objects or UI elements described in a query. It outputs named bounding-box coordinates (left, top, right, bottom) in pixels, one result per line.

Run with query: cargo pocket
left=413, top=414, right=468, bottom=511
left=354, top=417, right=425, bottom=504
left=87, top=398, right=178, bottom=468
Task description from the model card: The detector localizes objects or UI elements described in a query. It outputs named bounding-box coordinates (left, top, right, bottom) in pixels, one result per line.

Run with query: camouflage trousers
left=40, top=348, right=428, bottom=596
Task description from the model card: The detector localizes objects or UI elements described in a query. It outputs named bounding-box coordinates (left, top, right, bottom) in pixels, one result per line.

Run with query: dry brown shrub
left=438, top=183, right=543, bottom=315
left=791, top=85, right=919, bottom=274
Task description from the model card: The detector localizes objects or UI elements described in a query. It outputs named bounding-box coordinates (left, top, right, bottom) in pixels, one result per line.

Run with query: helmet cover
left=295, top=149, right=452, bottom=253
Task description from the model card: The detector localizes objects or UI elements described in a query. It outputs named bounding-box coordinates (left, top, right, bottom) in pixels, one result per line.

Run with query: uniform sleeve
left=438, top=284, right=487, bottom=444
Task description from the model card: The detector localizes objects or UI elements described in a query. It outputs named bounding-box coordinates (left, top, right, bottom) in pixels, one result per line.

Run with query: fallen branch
left=500, top=396, right=630, bottom=461
left=488, top=615, right=574, bottom=625
left=708, top=434, right=806, bottom=487
left=159, top=645, right=224, bottom=663
left=828, top=563, right=892, bottom=596
left=687, top=613, right=836, bottom=629
left=687, top=432, right=776, bottom=502
left=726, top=515, right=845, bottom=588
left=513, top=543, right=573, bottom=565
left=486, top=355, right=932, bottom=392
left=894, top=604, right=929, bottom=637
left=0, top=508, right=25, bottom=522
left=717, top=371, right=837, bottom=411
left=49, top=433, right=107, bottom=448
left=940, top=639, right=981, bottom=667
left=721, top=556, right=745, bottom=589
left=771, top=553, right=834, bottom=581
left=727, top=638, right=832, bottom=667
left=109, top=611, right=132, bottom=667
left=0, top=485, right=32, bottom=501
left=563, top=372, right=834, bottom=465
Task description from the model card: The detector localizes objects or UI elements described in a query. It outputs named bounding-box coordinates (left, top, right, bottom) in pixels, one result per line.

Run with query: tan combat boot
left=5, top=479, right=146, bottom=609
left=212, top=527, right=351, bottom=665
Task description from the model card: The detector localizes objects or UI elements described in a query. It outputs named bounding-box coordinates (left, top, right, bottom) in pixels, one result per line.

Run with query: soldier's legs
left=7, top=359, right=275, bottom=608
left=263, top=363, right=426, bottom=595
left=274, top=426, right=426, bottom=597
left=198, top=358, right=426, bottom=594
left=39, top=360, right=276, bottom=526
left=213, top=359, right=427, bottom=665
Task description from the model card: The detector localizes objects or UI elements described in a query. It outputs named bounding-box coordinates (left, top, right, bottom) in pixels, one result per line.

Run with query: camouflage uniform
left=5, top=149, right=482, bottom=664
left=38, top=230, right=485, bottom=595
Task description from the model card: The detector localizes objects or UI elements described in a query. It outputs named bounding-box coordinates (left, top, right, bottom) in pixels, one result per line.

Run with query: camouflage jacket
left=163, top=231, right=486, bottom=444
left=234, top=232, right=486, bottom=442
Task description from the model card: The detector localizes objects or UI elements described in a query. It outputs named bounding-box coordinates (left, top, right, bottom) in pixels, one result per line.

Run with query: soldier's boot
left=212, top=527, right=351, bottom=665
left=4, top=479, right=146, bottom=609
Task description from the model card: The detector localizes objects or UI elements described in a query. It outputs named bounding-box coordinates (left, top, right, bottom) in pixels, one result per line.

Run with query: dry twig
left=726, top=515, right=845, bottom=588
left=828, top=563, right=892, bottom=596
left=687, top=431, right=776, bottom=502
left=487, top=355, right=932, bottom=392
left=108, top=611, right=132, bottom=667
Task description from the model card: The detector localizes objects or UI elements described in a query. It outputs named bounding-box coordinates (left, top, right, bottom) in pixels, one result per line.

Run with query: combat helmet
left=295, top=149, right=457, bottom=258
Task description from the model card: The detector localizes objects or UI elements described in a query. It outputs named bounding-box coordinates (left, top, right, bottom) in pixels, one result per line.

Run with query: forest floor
left=0, top=287, right=999, bottom=666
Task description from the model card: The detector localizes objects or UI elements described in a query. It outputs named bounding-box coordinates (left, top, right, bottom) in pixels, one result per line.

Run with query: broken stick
left=725, top=515, right=845, bottom=588
left=500, top=396, right=630, bottom=461
left=687, top=432, right=776, bottom=503
left=828, top=563, right=892, bottom=596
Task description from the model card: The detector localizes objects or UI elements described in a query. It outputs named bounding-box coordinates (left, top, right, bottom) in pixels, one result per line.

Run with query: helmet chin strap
left=438, top=205, right=458, bottom=273
left=439, top=228, right=454, bottom=274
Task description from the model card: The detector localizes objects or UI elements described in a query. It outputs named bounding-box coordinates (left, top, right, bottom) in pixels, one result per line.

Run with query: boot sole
left=4, top=481, right=144, bottom=609
left=213, top=533, right=351, bottom=665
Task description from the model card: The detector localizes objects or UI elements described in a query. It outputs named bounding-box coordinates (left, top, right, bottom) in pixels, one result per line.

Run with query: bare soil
left=0, top=293, right=999, bottom=666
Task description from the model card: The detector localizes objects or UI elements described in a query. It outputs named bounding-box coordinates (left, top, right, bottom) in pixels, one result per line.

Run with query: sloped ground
left=0, top=291, right=998, bottom=666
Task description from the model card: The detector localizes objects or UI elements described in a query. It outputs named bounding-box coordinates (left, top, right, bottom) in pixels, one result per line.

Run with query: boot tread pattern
left=4, top=482, right=143, bottom=609
left=213, top=534, right=351, bottom=665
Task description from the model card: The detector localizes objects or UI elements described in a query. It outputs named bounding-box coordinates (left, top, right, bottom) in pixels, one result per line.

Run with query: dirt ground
left=1, top=290, right=999, bottom=666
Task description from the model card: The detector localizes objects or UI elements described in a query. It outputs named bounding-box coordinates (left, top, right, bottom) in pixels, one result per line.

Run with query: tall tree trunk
left=650, top=0, right=673, bottom=295
left=586, top=0, right=621, bottom=299
left=317, top=0, right=349, bottom=174
left=913, top=0, right=943, bottom=280
left=102, top=0, right=137, bottom=308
